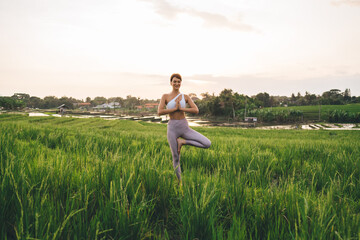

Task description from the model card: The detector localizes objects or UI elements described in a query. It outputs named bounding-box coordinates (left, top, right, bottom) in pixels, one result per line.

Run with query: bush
left=328, top=110, right=360, bottom=123
left=236, top=109, right=303, bottom=123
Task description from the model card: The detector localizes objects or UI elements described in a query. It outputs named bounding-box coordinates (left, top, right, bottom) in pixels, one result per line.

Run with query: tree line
left=0, top=94, right=156, bottom=110
left=194, top=88, right=359, bottom=118
left=1, top=89, right=359, bottom=120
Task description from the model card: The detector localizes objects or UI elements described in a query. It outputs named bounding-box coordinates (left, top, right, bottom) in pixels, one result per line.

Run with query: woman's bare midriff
left=169, top=111, right=186, bottom=120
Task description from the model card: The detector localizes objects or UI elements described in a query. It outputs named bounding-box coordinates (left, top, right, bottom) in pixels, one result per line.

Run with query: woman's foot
left=177, top=138, right=186, bottom=154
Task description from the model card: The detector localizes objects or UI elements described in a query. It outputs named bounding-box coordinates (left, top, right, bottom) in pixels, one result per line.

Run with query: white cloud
left=332, top=0, right=360, bottom=6
left=187, top=79, right=215, bottom=85
left=138, top=0, right=255, bottom=31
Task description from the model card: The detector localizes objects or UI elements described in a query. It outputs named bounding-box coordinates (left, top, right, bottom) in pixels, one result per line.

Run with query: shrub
left=237, top=109, right=303, bottom=123
left=328, top=110, right=360, bottom=123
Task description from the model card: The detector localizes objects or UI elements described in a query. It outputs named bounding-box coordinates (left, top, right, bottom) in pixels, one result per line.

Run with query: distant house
left=74, top=102, right=91, bottom=110
left=135, top=103, right=158, bottom=111
left=57, top=104, right=69, bottom=109
left=144, top=103, right=158, bottom=109
left=57, top=104, right=69, bottom=116
left=93, top=102, right=121, bottom=111
left=78, top=102, right=91, bottom=107
left=279, top=102, right=288, bottom=107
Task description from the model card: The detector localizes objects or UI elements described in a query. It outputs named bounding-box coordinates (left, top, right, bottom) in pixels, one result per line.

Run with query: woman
left=158, top=73, right=211, bottom=182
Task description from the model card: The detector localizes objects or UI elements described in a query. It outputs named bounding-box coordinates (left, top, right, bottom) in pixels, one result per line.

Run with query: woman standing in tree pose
left=158, top=73, right=211, bottom=182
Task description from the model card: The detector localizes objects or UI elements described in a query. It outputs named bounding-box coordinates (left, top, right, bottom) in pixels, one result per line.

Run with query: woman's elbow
left=158, top=109, right=165, bottom=116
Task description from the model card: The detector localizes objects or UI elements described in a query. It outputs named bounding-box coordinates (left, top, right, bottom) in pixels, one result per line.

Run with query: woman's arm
left=157, top=94, right=178, bottom=116
left=179, top=94, right=199, bottom=114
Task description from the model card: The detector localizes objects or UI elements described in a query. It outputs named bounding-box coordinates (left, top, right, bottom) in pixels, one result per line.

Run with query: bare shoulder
left=161, top=93, right=170, bottom=103
left=183, top=94, right=191, bottom=102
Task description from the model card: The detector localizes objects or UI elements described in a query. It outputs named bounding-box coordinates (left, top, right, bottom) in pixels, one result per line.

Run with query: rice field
left=269, top=103, right=360, bottom=121
left=1, top=114, right=359, bottom=239
left=270, top=103, right=360, bottom=113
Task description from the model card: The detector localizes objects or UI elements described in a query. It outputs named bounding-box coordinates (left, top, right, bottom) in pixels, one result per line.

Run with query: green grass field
left=1, top=114, right=359, bottom=239
left=269, top=103, right=360, bottom=121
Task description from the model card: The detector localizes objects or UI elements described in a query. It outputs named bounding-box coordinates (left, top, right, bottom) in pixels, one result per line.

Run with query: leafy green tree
left=91, top=96, right=107, bottom=107
left=59, top=96, right=77, bottom=109
left=290, top=93, right=297, bottom=105
left=43, top=96, right=60, bottom=109
left=255, top=92, right=271, bottom=107
left=124, top=95, right=140, bottom=109
left=343, top=89, right=351, bottom=103
left=219, top=89, right=235, bottom=118
left=196, top=92, right=213, bottom=115
left=233, top=93, right=246, bottom=111
left=0, top=97, right=25, bottom=109
left=321, top=89, right=344, bottom=105
left=208, top=96, right=223, bottom=116
left=28, top=96, right=42, bottom=108
left=12, top=93, right=30, bottom=107
left=12, top=93, right=30, bottom=100
left=304, top=91, right=317, bottom=105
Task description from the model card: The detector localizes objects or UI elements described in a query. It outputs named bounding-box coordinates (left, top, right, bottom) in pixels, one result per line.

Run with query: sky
left=0, top=0, right=359, bottom=100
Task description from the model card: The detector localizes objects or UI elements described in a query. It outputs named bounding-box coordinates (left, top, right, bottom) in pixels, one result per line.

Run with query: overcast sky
left=0, top=0, right=359, bottom=100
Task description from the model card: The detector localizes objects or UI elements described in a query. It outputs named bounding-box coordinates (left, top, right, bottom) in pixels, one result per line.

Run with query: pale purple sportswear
left=167, top=118, right=211, bottom=181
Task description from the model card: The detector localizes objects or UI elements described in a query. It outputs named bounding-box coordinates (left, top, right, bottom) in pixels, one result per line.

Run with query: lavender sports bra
left=167, top=93, right=186, bottom=109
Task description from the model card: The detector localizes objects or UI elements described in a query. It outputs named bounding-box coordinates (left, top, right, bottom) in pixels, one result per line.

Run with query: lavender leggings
left=167, top=118, right=211, bottom=181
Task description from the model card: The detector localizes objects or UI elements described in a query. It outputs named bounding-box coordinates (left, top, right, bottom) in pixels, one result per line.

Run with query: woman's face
left=171, top=77, right=182, bottom=90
